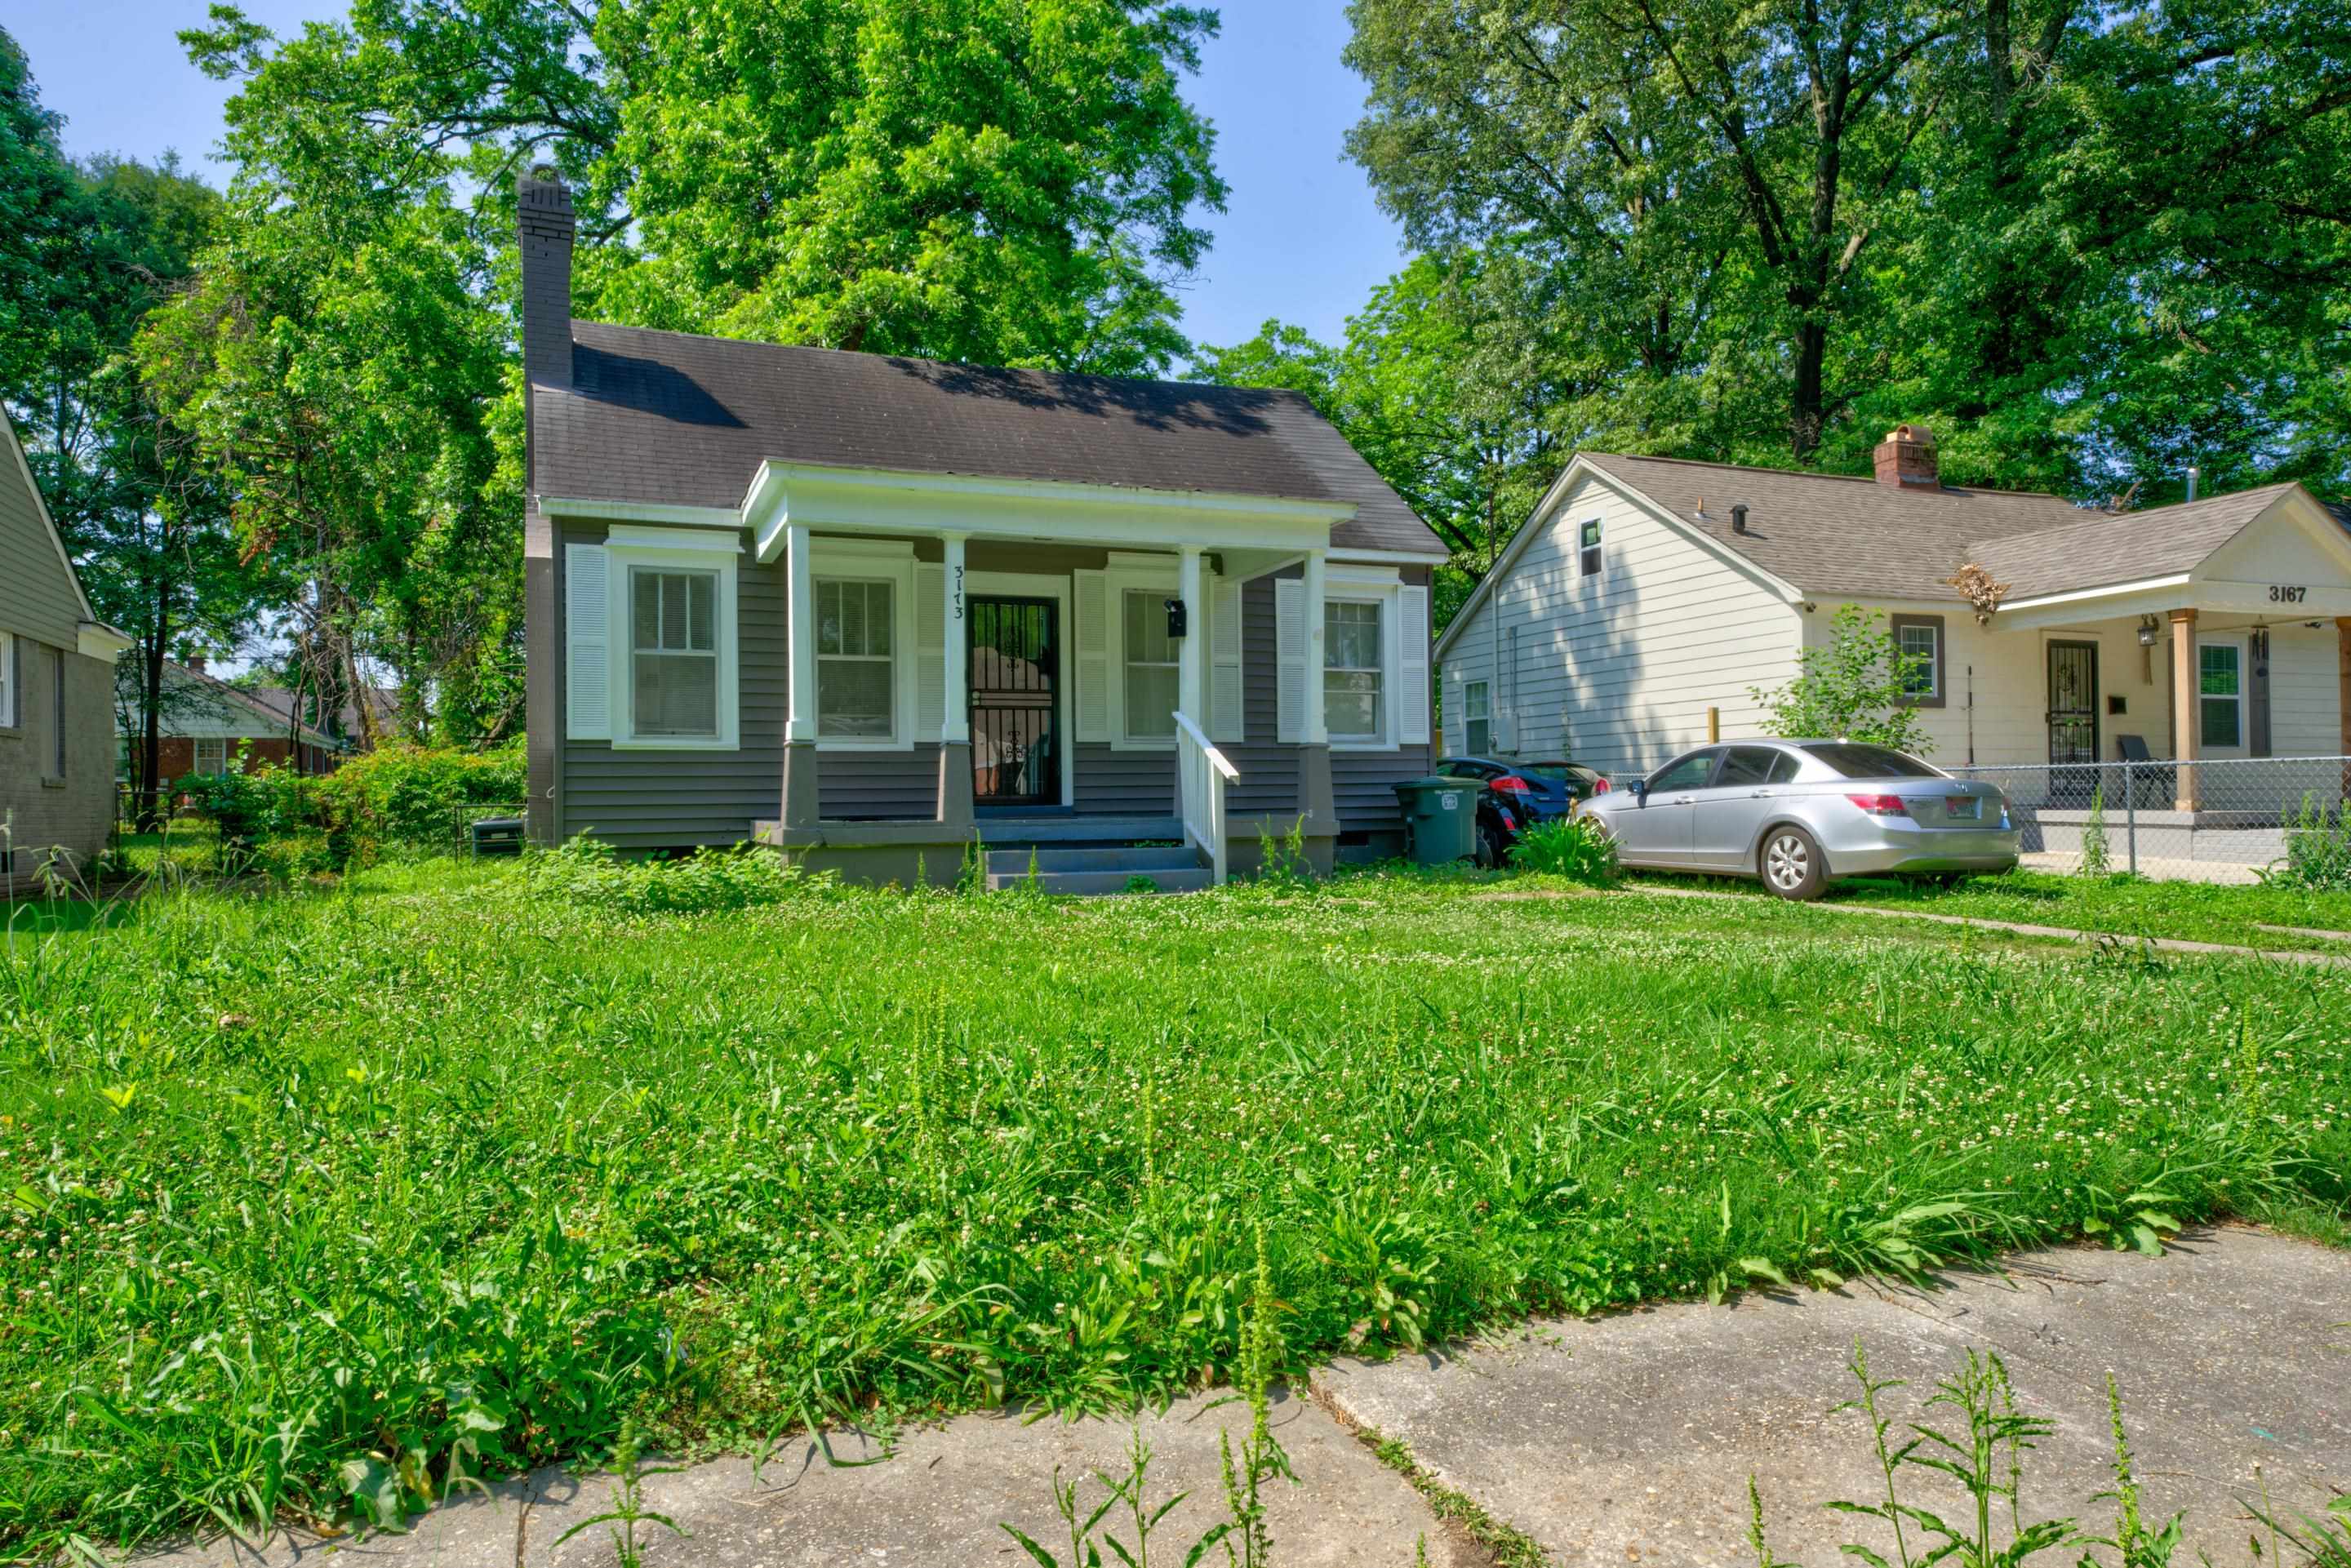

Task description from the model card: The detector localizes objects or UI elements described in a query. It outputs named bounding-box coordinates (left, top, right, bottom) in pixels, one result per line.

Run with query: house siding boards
left=2270, top=624, right=2342, bottom=757
left=1443, top=471, right=1798, bottom=778
left=0, top=451, right=84, bottom=649
left=551, top=524, right=1429, bottom=849
left=0, top=636, right=116, bottom=895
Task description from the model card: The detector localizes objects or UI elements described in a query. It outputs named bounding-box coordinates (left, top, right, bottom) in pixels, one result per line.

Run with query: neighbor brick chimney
left=518, top=166, right=575, bottom=396
left=1872, top=423, right=1940, bottom=491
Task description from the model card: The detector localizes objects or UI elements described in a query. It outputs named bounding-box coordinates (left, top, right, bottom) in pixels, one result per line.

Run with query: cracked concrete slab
left=140, top=1388, right=1473, bottom=1568
left=1312, top=1225, right=2350, bottom=1567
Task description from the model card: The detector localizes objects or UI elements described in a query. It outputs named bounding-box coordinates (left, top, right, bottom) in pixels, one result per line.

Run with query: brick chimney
left=518, top=166, right=575, bottom=396
left=186, top=653, right=207, bottom=676
left=1872, top=423, right=1940, bottom=491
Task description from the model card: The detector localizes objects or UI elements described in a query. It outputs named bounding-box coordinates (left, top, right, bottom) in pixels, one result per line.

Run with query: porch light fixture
left=2135, top=615, right=2160, bottom=647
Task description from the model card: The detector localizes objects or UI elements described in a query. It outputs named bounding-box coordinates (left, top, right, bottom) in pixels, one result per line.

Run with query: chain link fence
left=1944, top=754, right=2351, bottom=883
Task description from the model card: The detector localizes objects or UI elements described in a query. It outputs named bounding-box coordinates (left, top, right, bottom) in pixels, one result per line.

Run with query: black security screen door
left=2047, top=640, right=2100, bottom=782
left=970, top=597, right=1060, bottom=807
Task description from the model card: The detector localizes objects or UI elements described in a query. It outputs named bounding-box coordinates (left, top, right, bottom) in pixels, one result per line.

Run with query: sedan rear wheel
left=1760, top=826, right=1827, bottom=900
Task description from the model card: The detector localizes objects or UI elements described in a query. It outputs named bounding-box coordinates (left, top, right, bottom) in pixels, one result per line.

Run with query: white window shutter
left=1398, top=582, right=1431, bottom=747
left=915, top=562, right=945, bottom=742
left=565, top=543, right=611, bottom=740
left=1073, top=568, right=1110, bottom=742
left=1210, top=575, right=1245, bottom=744
left=1274, top=576, right=1304, bottom=744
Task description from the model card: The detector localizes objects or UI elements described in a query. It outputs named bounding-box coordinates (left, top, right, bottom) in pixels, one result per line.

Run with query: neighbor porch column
left=780, top=521, right=819, bottom=828
left=2336, top=617, right=2351, bottom=802
left=1296, top=547, right=1336, bottom=856
left=938, top=531, right=974, bottom=833
left=1178, top=544, right=1207, bottom=725
left=2169, top=606, right=2198, bottom=812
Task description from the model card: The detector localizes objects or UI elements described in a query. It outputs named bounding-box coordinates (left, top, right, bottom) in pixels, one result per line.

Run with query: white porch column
left=784, top=522, right=816, bottom=743
left=1301, top=547, right=1329, bottom=744
left=941, top=532, right=970, bottom=744
left=1178, top=544, right=1207, bottom=725
left=780, top=521, right=819, bottom=828
left=936, top=531, right=974, bottom=835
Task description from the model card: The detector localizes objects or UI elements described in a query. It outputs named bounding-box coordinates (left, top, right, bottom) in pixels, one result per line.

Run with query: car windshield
left=1802, top=743, right=1944, bottom=780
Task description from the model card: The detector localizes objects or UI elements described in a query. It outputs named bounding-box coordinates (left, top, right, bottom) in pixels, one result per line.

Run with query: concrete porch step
left=973, top=815, right=1184, bottom=845
left=987, top=865, right=1215, bottom=895
left=984, top=844, right=1197, bottom=877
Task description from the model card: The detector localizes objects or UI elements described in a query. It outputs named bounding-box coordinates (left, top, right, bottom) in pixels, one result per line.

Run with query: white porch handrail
left=1172, top=710, right=1240, bottom=885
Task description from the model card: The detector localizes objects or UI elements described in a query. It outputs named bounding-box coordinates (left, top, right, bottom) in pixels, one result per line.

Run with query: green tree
left=1748, top=605, right=1934, bottom=753
left=1194, top=251, right=1563, bottom=628
left=1340, top=0, right=2351, bottom=490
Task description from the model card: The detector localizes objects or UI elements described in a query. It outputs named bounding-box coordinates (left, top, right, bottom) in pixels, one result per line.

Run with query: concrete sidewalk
left=1313, top=1225, right=2349, bottom=1567
left=144, top=1227, right=2347, bottom=1568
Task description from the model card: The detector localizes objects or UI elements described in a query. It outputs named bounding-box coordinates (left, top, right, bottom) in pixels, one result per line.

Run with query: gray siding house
left=0, top=409, right=131, bottom=895
left=518, top=171, right=1449, bottom=885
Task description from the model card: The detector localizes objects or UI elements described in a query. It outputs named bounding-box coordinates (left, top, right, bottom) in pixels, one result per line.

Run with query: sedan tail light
left=1491, top=775, right=1535, bottom=795
left=1845, top=793, right=1909, bottom=816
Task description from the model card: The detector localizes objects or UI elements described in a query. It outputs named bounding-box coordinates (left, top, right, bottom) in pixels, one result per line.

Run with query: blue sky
left=4, top=0, right=1409, bottom=351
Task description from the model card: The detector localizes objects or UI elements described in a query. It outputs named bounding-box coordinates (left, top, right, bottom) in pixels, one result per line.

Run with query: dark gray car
left=1580, top=740, right=2018, bottom=899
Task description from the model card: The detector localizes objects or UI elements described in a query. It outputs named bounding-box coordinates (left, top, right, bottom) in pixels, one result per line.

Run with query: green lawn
left=1630, top=866, right=2351, bottom=953
left=1, top=858, right=2345, bottom=1556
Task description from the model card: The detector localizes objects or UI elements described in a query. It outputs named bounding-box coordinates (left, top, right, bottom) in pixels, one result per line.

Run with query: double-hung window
left=1891, top=615, right=1943, bottom=704
left=2198, top=642, right=2241, bottom=748
left=1578, top=518, right=1603, bottom=577
left=1325, top=599, right=1385, bottom=744
left=816, top=578, right=895, bottom=740
left=1462, top=680, right=1491, bottom=755
left=193, top=737, right=229, bottom=775
left=51, top=649, right=64, bottom=776
left=1122, top=589, right=1180, bottom=740
left=630, top=566, right=722, bottom=739
left=0, top=633, right=14, bottom=728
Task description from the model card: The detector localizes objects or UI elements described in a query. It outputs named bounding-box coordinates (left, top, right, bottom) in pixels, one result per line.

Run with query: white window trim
left=1325, top=565, right=1406, bottom=753
left=1577, top=517, right=1605, bottom=581
left=193, top=737, right=229, bottom=775
left=811, top=536, right=918, bottom=753
left=0, top=632, right=15, bottom=730
left=1104, top=557, right=1182, bottom=752
left=2197, top=637, right=2244, bottom=751
left=606, top=526, right=743, bottom=752
left=1463, top=678, right=1491, bottom=754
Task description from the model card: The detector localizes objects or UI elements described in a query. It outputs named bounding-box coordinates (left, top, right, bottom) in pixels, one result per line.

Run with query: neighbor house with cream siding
left=1439, top=427, right=2351, bottom=819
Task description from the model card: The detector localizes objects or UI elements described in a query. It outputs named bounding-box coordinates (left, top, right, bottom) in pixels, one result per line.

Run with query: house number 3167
left=2267, top=584, right=2307, bottom=602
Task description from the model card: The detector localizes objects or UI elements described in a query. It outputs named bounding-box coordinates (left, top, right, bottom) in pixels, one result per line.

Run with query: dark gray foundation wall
left=553, top=525, right=1425, bottom=853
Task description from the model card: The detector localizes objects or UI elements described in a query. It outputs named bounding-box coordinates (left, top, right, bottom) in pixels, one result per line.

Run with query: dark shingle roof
left=533, top=322, right=1447, bottom=557
left=1580, top=452, right=2082, bottom=599
left=1966, top=484, right=2300, bottom=600
left=1584, top=453, right=2316, bottom=602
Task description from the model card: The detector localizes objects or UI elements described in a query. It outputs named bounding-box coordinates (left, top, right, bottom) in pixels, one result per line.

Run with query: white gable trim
left=1432, top=455, right=1808, bottom=661
left=2, top=413, right=99, bottom=625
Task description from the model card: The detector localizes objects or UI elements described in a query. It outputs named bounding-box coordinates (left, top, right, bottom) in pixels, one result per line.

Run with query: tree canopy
left=1339, top=0, right=2351, bottom=498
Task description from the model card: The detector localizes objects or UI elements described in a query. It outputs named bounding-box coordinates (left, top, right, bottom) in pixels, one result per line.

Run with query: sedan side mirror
left=1629, top=780, right=1649, bottom=805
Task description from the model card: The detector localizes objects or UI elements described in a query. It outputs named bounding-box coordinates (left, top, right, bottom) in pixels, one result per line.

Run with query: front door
left=970, top=597, right=1060, bottom=807
left=2047, top=640, right=2100, bottom=797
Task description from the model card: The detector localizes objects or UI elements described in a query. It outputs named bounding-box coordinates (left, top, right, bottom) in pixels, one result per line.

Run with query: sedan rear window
left=1520, top=763, right=1596, bottom=784
left=1802, top=743, right=1944, bottom=780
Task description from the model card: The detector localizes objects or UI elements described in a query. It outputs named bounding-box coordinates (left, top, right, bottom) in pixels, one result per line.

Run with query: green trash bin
left=1392, top=775, right=1478, bottom=864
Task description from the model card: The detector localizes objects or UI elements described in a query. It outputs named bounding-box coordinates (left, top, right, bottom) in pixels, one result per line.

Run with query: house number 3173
left=2267, top=584, right=2307, bottom=602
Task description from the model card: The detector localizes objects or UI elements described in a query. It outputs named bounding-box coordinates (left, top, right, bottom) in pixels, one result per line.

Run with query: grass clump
left=0, top=863, right=2344, bottom=1556
left=1504, top=815, right=1618, bottom=883
left=527, top=836, right=829, bottom=913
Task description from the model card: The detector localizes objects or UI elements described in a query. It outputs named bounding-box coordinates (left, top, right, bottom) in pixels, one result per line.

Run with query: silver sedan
left=1580, top=739, right=2017, bottom=899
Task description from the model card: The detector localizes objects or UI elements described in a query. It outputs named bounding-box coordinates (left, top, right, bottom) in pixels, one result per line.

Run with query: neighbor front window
left=1578, top=518, right=1603, bottom=577
left=1463, top=679, right=1491, bottom=755
left=2198, top=642, right=2240, bottom=748
left=1122, top=589, right=1180, bottom=740
left=1326, top=600, right=1384, bottom=742
left=1897, top=622, right=1940, bottom=697
left=816, top=577, right=895, bottom=740
left=631, top=566, right=721, bottom=739
left=193, top=737, right=228, bottom=775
